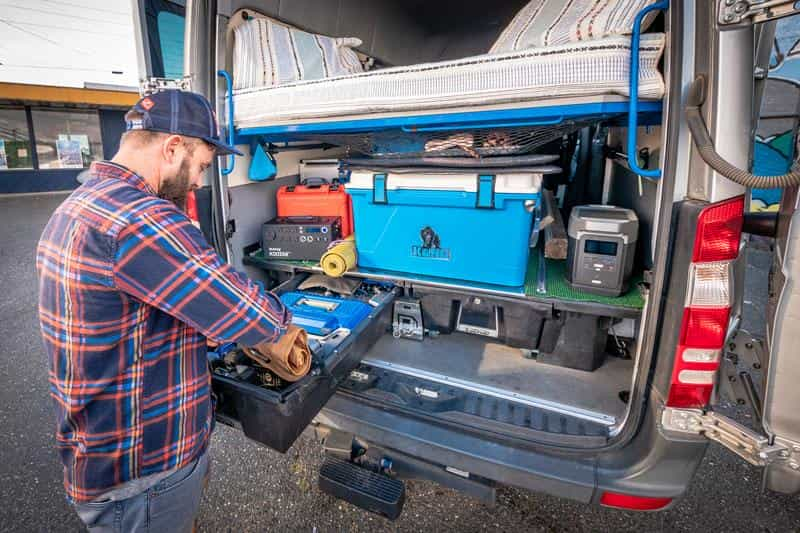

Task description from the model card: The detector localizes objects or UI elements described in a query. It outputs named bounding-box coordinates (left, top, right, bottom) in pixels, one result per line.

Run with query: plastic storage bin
left=345, top=171, right=542, bottom=287
left=280, top=291, right=374, bottom=335
left=277, top=181, right=354, bottom=237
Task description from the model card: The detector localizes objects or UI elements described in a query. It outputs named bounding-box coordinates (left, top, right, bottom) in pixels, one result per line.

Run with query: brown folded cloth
left=242, top=325, right=312, bottom=382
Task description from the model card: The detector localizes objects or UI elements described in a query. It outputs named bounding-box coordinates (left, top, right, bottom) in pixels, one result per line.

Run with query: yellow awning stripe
left=0, top=83, right=138, bottom=107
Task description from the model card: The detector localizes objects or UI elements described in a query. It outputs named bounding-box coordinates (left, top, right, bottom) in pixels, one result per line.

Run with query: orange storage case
left=276, top=182, right=354, bottom=237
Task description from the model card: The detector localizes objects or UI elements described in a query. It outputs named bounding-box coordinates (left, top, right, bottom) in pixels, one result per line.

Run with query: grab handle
left=300, top=177, right=329, bottom=187
left=627, top=0, right=669, bottom=179
left=217, top=69, right=236, bottom=176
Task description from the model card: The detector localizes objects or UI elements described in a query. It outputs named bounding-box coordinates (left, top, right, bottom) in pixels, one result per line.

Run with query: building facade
left=0, top=83, right=138, bottom=194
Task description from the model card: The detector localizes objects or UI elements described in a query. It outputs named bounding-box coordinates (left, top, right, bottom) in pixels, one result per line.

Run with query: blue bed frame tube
left=218, top=69, right=236, bottom=176
left=627, top=0, right=669, bottom=179
left=234, top=100, right=662, bottom=144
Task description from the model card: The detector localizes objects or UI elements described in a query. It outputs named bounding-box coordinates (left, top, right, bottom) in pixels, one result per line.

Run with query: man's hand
left=242, top=325, right=311, bottom=382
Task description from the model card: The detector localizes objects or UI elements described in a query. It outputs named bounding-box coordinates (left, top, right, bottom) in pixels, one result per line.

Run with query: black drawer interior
left=211, top=273, right=395, bottom=452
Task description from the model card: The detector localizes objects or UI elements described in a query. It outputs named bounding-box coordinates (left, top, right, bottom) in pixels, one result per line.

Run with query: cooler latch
left=476, top=174, right=495, bottom=209
left=373, top=173, right=388, bottom=204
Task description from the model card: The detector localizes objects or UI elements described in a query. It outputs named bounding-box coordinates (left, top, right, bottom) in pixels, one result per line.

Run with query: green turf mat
left=524, top=250, right=645, bottom=309
left=249, top=248, right=644, bottom=309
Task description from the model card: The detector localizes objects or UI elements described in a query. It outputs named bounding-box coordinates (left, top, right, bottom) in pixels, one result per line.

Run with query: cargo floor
left=362, top=332, right=633, bottom=424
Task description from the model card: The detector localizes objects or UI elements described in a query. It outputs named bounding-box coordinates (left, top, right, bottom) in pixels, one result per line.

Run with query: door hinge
left=225, top=219, right=236, bottom=241
left=225, top=219, right=236, bottom=240
left=661, top=407, right=797, bottom=467
left=718, top=0, right=800, bottom=28
left=139, top=76, right=193, bottom=96
left=718, top=330, right=764, bottom=421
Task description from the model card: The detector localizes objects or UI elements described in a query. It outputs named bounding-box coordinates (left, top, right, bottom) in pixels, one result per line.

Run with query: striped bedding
left=490, top=0, right=660, bottom=53
left=233, top=17, right=364, bottom=91
left=232, top=33, right=666, bottom=129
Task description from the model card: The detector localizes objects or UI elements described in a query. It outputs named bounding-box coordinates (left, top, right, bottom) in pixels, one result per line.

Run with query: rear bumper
left=315, top=390, right=709, bottom=508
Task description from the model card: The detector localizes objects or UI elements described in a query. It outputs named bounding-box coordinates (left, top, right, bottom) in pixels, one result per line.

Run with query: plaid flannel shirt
left=36, top=161, right=290, bottom=503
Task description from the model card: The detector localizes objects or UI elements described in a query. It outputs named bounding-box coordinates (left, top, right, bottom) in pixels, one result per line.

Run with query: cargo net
left=303, top=121, right=593, bottom=158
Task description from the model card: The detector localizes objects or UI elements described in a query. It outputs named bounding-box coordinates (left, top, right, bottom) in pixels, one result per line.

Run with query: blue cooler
left=345, top=170, right=542, bottom=287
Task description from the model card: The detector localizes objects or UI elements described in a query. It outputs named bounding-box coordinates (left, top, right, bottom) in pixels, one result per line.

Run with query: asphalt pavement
left=0, top=193, right=797, bottom=532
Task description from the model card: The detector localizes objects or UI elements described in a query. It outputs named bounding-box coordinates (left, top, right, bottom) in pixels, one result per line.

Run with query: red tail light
left=681, top=307, right=731, bottom=348
left=666, top=196, right=744, bottom=408
left=600, top=491, right=673, bottom=511
left=692, top=196, right=744, bottom=262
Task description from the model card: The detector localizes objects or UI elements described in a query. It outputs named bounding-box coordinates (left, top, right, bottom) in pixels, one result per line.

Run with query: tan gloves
left=242, top=325, right=312, bottom=382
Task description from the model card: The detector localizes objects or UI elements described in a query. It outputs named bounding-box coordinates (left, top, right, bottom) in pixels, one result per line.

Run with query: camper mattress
left=232, top=33, right=665, bottom=129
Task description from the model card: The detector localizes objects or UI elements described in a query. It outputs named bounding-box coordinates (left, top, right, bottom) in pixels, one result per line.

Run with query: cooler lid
left=346, top=171, right=542, bottom=195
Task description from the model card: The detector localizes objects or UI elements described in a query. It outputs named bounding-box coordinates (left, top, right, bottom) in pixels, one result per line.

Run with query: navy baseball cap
left=126, top=89, right=243, bottom=156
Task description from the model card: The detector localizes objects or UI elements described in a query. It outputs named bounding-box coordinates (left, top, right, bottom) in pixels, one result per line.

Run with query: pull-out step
left=319, top=457, right=406, bottom=520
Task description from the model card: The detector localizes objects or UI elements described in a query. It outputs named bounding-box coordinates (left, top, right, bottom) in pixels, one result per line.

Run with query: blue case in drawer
left=280, top=291, right=373, bottom=336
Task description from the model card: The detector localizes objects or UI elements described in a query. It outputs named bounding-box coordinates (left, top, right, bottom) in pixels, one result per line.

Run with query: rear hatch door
left=762, top=186, right=800, bottom=493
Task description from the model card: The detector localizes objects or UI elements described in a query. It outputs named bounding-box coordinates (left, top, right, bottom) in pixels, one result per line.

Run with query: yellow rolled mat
left=321, top=235, right=357, bottom=277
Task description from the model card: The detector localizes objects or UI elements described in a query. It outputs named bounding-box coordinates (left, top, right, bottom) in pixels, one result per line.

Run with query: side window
left=752, top=16, right=800, bottom=212
left=31, top=109, right=103, bottom=169
left=0, top=107, right=33, bottom=171
left=145, top=0, right=186, bottom=78
left=158, top=10, right=186, bottom=78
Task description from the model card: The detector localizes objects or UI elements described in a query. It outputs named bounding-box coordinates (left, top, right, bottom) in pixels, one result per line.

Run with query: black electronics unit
left=566, top=205, right=639, bottom=297
left=261, top=216, right=342, bottom=261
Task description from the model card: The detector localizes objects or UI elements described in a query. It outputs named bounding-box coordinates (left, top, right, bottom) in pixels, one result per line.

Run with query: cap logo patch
left=140, top=97, right=155, bottom=111
left=126, top=119, right=144, bottom=130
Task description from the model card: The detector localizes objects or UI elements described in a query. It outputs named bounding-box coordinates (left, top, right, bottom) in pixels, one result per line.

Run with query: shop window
left=31, top=109, right=103, bottom=169
left=0, top=107, right=33, bottom=170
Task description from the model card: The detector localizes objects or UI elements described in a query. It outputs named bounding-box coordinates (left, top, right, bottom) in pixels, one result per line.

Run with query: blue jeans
left=73, top=452, right=209, bottom=532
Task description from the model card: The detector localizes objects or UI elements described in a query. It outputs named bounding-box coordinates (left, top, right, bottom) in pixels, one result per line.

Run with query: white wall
left=0, top=0, right=137, bottom=88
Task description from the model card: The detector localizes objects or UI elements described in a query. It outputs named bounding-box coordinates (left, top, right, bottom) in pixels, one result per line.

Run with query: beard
left=158, top=158, right=192, bottom=211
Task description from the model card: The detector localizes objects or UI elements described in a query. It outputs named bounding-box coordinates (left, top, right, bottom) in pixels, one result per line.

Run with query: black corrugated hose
left=686, top=76, right=800, bottom=189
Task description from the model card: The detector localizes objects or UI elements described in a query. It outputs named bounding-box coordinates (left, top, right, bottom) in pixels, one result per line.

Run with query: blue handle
left=627, top=0, right=668, bottom=179
left=217, top=69, right=235, bottom=176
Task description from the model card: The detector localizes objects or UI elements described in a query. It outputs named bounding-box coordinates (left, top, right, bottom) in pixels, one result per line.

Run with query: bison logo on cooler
left=420, top=226, right=440, bottom=249
left=412, top=226, right=450, bottom=260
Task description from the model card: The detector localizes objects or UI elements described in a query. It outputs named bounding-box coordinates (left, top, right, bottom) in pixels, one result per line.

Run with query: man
left=36, top=90, right=291, bottom=531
